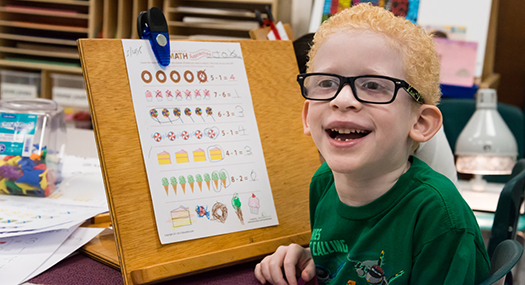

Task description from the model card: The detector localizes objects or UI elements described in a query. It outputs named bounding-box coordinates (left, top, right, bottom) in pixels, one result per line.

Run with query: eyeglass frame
left=296, top=73, right=425, bottom=104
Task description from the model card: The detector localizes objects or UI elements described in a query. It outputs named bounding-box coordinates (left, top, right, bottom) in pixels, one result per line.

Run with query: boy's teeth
left=331, top=128, right=365, bottom=134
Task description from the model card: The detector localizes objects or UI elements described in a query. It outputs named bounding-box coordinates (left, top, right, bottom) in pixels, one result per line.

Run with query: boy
left=255, top=3, right=489, bottom=285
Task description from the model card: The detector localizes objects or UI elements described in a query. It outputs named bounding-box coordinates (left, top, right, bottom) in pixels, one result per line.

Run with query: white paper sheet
left=0, top=223, right=80, bottom=285
left=122, top=39, right=278, bottom=244
left=22, top=226, right=105, bottom=282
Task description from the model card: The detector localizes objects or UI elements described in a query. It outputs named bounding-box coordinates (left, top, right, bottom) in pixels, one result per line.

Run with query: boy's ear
left=409, top=105, right=442, bottom=143
left=302, top=101, right=311, bottom=136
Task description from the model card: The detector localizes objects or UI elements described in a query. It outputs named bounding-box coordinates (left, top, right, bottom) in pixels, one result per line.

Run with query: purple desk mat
left=28, top=253, right=312, bottom=285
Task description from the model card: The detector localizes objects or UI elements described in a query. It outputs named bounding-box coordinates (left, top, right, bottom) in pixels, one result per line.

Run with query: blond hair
left=307, top=3, right=441, bottom=105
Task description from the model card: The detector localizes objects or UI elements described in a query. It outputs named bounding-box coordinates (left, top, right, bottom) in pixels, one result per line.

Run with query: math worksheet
left=122, top=40, right=278, bottom=244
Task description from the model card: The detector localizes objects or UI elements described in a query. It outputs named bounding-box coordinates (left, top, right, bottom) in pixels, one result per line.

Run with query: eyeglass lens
left=303, top=75, right=397, bottom=103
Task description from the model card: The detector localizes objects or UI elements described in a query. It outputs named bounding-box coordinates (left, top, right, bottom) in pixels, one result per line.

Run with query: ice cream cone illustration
left=170, top=176, right=177, bottom=195
left=219, top=170, right=227, bottom=188
left=179, top=175, right=186, bottom=194
left=188, top=174, right=195, bottom=193
left=231, top=193, right=244, bottom=225
left=212, top=172, right=219, bottom=190
left=162, top=177, right=169, bottom=196
left=204, top=173, right=211, bottom=190
left=196, top=174, right=203, bottom=191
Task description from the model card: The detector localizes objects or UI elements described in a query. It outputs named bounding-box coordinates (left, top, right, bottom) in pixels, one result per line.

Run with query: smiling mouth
left=327, top=128, right=371, bottom=141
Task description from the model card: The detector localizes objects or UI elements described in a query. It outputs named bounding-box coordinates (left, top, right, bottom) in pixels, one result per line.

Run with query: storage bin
left=0, top=70, right=41, bottom=99
left=50, top=73, right=90, bottom=128
left=0, top=98, right=66, bottom=197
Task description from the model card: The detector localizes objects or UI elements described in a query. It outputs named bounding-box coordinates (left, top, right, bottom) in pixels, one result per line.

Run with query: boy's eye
left=318, top=79, right=339, bottom=88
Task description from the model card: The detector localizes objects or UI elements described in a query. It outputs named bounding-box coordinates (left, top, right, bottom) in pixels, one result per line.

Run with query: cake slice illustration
left=195, top=174, right=203, bottom=191
left=170, top=176, right=177, bottom=195
left=171, top=206, right=192, bottom=229
left=231, top=193, right=244, bottom=225
left=193, top=148, right=206, bottom=162
left=248, top=193, right=260, bottom=214
left=162, top=177, right=169, bottom=195
left=204, top=173, right=211, bottom=190
left=157, top=151, right=171, bottom=165
left=209, top=146, right=223, bottom=161
left=179, top=175, right=186, bottom=194
left=175, top=149, right=189, bottom=163
left=187, top=175, right=195, bottom=193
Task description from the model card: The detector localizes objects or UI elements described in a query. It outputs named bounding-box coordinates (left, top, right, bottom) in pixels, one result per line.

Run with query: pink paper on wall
left=434, top=37, right=478, bottom=87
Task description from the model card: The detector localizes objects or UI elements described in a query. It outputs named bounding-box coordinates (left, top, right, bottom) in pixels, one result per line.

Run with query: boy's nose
left=329, top=84, right=362, bottom=111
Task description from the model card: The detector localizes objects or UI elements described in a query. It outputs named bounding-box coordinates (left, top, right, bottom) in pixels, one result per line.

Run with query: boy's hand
left=254, top=244, right=315, bottom=285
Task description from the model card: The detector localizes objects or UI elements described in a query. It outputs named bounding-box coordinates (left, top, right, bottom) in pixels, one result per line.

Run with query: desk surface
left=458, top=179, right=504, bottom=212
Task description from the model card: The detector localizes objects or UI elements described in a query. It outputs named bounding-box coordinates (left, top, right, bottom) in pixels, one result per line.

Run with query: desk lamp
left=455, top=88, right=518, bottom=191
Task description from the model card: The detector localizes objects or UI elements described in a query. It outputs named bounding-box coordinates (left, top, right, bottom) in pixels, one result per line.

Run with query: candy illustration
left=167, top=131, right=176, bottom=141
left=153, top=132, right=162, bottom=142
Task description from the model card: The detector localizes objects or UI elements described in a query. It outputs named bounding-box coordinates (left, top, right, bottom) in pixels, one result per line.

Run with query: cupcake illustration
left=248, top=193, right=260, bottom=214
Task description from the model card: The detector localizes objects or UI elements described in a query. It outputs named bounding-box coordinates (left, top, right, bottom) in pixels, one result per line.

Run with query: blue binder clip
left=137, top=7, right=170, bottom=67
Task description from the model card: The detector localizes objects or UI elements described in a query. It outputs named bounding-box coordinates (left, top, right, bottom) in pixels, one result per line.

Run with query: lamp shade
left=455, top=89, right=518, bottom=175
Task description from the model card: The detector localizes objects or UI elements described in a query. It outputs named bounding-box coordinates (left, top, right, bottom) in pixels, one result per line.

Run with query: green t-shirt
left=309, top=156, right=490, bottom=284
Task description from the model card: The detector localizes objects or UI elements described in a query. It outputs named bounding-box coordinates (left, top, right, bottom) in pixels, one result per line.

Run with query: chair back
left=479, top=239, right=523, bottom=285
left=487, top=159, right=525, bottom=258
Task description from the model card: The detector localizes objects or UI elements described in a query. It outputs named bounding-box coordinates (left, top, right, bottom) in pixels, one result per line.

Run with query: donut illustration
left=170, top=70, right=181, bottom=83
left=141, top=70, right=152, bottom=83
left=184, top=70, right=194, bottom=83
left=156, top=70, right=167, bottom=83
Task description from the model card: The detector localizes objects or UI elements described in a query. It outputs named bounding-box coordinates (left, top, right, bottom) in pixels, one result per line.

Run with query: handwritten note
left=122, top=40, right=278, bottom=244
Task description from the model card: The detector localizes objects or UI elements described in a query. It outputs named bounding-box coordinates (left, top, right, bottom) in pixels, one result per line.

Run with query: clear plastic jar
left=0, top=98, right=66, bottom=197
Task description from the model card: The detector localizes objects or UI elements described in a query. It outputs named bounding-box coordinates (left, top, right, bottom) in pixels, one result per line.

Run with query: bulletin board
left=77, top=39, right=320, bottom=284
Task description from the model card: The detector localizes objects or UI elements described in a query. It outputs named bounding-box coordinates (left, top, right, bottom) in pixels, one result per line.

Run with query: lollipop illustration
left=195, top=107, right=204, bottom=122
left=166, top=90, right=173, bottom=101
left=184, top=89, right=192, bottom=100
left=150, top=109, right=160, bottom=123
left=206, top=107, right=215, bottom=121
left=173, top=108, right=183, bottom=123
left=175, top=89, right=183, bottom=101
left=184, top=108, right=194, bottom=122
left=162, top=108, right=172, bottom=123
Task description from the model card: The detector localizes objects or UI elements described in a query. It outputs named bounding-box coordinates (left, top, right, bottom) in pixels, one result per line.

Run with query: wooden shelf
left=164, top=0, right=278, bottom=39
left=0, top=0, right=280, bottom=101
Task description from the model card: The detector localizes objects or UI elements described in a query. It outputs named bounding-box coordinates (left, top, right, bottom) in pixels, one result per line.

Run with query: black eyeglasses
left=296, top=73, right=424, bottom=104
